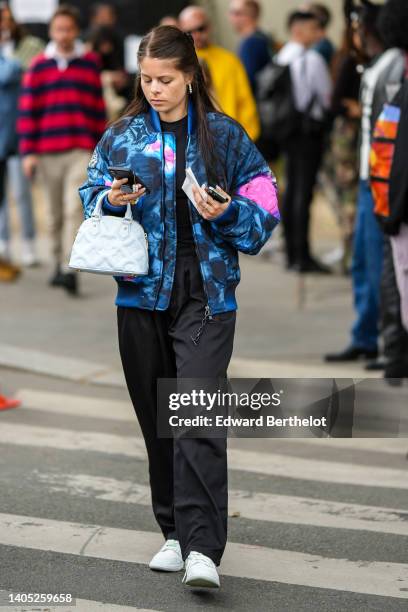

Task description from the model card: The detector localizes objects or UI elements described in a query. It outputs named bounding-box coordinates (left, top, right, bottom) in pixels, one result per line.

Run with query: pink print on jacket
left=144, top=139, right=162, bottom=162
left=237, top=173, right=280, bottom=219
left=163, top=144, right=176, bottom=175
left=145, top=136, right=176, bottom=176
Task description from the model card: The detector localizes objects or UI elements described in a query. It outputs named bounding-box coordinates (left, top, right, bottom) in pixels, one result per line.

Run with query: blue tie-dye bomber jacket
left=78, top=100, right=280, bottom=315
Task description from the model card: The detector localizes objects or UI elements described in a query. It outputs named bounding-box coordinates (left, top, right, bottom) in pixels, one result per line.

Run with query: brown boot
left=0, top=257, right=21, bottom=282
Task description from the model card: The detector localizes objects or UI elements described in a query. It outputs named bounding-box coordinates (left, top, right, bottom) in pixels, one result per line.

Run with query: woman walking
left=79, top=25, right=279, bottom=589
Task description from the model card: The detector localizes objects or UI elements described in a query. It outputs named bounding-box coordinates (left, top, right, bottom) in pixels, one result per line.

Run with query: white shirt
left=0, top=40, right=15, bottom=59
left=44, top=40, right=86, bottom=71
left=276, top=41, right=332, bottom=120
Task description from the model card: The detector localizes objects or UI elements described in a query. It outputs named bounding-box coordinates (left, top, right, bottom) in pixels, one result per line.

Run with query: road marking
left=16, top=389, right=135, bottom=422
left=0, top=513, right=406, bottom=599
left=72, top=603, right=158, bottom=612
left=227, top=447, right=408, bottom=489
left=36, top=470, right=408, bottom=536
left=15, top=389, right=408, bottom=455
left=228, top=356, right=381, bottom=378
left=0, top=344, right=112, bottom=383
left=74, top=602, right=158, bottom=612
left=1, top=423, right=407, bottom=489
left=0, top=344, right=381, bottom=384
left=279, top=437, right=408, bottom=456
left=0, top=423, right=147, bottom=460
left=0, top=594, right=157, bottom=612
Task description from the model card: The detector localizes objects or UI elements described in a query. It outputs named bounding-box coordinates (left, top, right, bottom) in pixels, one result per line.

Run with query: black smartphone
left=108, top=166, right=150, bottom=194
left=205, top=185, right=229, bottom=204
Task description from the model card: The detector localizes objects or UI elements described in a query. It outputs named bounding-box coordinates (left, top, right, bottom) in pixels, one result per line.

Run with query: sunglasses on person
left=186, top=23, right=208, bottom=34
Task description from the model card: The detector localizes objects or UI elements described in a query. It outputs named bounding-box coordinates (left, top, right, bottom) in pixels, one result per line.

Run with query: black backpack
left=255, top=60, right=300, bottom=145
left=255, top=56, right=329, bottom=156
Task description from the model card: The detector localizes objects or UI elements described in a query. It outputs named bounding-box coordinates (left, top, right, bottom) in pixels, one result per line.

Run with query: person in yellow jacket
left=179, top=5, right=260, bottom=141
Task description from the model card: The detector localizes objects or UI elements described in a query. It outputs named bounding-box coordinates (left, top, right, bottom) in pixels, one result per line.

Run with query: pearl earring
left=188, top=83, right=193, bottom=94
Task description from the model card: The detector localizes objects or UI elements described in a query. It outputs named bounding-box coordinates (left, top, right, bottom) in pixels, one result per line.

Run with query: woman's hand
left=107, top=178, right=146, bottom=206
left=192, top=185, right=231, bottom=220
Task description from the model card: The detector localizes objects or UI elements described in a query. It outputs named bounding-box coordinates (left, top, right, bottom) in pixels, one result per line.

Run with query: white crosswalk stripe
left=283, top=436, right=408, bottom=456
left=0, top=513, right=406, bottom=599
left=16, top=389, right=135, bottom=422
left=0, top=423, right=148, bottom=460
left=2, top=422, right=407, bottom=489
left=36, top=471, right=408, bottom=536
left=16, top=388, right=408, bottom=454
left=72, top=603, right=158, bottom=612
left=1, top=387, right=407, bottom=609
left=72, top=603, right=157, bottom=612
left=0, top=595, right=157, bottom=612
left=228, top=447, right=408, bottom=488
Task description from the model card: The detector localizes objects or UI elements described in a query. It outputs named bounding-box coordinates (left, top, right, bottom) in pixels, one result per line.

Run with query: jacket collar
left=147, top=97, right=196, bottom=135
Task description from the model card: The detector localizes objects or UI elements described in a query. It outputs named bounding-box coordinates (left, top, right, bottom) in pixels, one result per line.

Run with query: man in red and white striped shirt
left=18, top=4, right=106, bottom=294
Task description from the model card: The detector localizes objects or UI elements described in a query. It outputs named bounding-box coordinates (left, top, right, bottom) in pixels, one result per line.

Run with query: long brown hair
left=0, top=3, right=26, bottom=44
left=120, top=25, right=225, bottom=187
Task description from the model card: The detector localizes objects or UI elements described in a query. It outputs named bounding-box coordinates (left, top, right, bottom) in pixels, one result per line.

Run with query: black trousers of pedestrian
left=117, top=250, right=236, bottom=566
left=282, top=131, right=325, bottom=266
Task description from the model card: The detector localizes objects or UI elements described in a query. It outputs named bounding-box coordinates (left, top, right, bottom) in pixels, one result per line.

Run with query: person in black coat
left=376, top=0, right=408, bottom=379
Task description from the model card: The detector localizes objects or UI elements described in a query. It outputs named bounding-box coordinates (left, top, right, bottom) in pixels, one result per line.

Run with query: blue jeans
left=350, top=180, right=383, bottom=350
left=0, top=155, right=36, bottom=241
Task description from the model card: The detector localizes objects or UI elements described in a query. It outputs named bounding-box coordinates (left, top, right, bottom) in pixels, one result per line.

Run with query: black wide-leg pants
left=117, top=251, right=236, bottom=566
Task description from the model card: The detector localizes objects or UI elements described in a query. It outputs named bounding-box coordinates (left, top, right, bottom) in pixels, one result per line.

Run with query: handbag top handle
left=92, top=197, right=133, bottom=221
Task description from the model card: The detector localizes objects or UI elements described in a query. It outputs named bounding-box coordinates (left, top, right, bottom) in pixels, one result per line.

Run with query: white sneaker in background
left=320, top=246, right=344, bottom=266
left=182, top=551, right=220, bottom=588
left=0, top=239, right=11, bottom=262
left=149, top=539, right=184, bottom=572
left=21, top=240, right=39, bottom=267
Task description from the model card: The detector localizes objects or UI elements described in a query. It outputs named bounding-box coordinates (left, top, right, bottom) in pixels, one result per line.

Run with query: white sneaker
left=21, top=240, right=39, bottom=267
left=149, top=539, right=184, bottom=572
left=182, top=551, right=220, bottom=588
left=0, top=240, right=10, bottom=262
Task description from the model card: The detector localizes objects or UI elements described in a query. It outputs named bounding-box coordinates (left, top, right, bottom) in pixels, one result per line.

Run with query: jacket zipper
left=164, top=131, right=178, bottom=302
left=153, top=132, right=166, bottom=308
left=153, top=129, right=214, bottom=342
left=186, top=133, right=214, bottom=344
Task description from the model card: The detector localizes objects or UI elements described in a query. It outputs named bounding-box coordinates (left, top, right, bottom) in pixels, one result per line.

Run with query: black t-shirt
left=160, top=115, right=196, bottom=255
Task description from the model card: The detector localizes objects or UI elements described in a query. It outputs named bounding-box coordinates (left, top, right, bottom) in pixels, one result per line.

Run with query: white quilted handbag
left=69, top=197, right=148, bottom=276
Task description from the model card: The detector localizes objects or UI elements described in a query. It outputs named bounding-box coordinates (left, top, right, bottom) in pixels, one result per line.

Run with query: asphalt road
left=0, top=369, right=407, bottom=612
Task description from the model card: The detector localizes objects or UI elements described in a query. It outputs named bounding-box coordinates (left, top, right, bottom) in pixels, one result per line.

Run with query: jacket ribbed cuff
left=211, top=199, right=239, bottom=227
left=102, top=194, right=127, bottom=216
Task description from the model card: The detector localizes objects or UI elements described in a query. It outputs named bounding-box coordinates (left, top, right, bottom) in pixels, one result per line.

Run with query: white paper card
left=182, top=167, right=206, bottom=211
left=11, top=0, right=57, bottom=23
